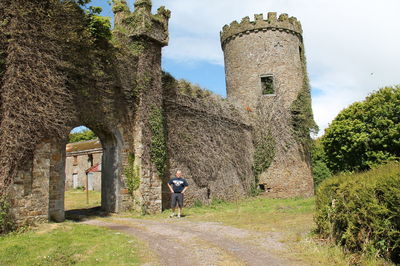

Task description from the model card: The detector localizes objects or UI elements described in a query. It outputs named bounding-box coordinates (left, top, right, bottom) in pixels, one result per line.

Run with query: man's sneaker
left=170, top=213, right=176, bottom=218
left=177, top=214, right=181, bottom=218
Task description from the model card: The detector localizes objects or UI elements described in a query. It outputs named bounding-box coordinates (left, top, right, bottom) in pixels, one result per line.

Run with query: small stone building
left=65, top=139, right=102, bottom=191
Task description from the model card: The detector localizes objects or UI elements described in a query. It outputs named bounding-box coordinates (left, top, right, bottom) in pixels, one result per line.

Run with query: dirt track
left=84, top=218, right=302, bottom=266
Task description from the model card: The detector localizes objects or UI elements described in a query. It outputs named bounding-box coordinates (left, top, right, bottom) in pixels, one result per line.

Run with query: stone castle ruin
left=0, top=0, right=315, bottom=226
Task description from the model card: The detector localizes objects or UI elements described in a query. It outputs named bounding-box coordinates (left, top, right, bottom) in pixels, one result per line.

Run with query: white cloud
left=150, top=0, right=400, bottom=134
left=164, top=36, right=222, bottom=65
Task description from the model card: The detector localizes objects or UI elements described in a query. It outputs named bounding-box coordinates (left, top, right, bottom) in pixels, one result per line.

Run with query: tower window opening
left=261, top=75, right=275, bottom=95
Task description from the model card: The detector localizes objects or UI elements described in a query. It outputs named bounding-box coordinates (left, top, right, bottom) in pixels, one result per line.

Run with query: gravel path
left=84, top=217, right=302, bottom=266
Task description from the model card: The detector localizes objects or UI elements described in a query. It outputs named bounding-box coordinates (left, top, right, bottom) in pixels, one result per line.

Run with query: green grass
left=65, top=189, right=101, bottom=210
left=133, top=197, right=315, bottom=234
left=0, top=223, right=153, bottom=265
left=3, top=192, right=393, bottom=265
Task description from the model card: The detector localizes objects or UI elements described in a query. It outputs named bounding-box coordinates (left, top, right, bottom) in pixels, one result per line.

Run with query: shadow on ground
left=65, top=206, right=110, bottom=221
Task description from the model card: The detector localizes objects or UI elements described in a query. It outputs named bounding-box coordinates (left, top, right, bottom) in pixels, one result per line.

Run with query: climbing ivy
left=290, top=47, right=318, bottom=146
left=0, top=11, right=7, bottom=118
left=0, top=50, right=5, bottom=78
left=0, top=0, right=152, bottom=205
left=127, top=40, right=145, bottom=56
left=149, top=105, right=167, bottom=177
left=124, top=153, right=140, bottom=195
left=253, top=133, right=275, bottom=180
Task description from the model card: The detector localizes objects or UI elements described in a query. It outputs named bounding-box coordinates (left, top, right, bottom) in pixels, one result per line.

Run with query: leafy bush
left=311, top=139, right=332, bottom=188
left=322, top=86, right=400, bottom=173
left=0, top=196, right=14, bottom=234
left=315, top=163, right=400, bottom=263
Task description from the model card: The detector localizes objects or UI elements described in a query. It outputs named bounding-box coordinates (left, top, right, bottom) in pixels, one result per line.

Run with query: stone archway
left=95, top=126, right=124, bottom=213
left=8, top=8, right=168, bottom=225
left=47, top=125, right=125, bottom=222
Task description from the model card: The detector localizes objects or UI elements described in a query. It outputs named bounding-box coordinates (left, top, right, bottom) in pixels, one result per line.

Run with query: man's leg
left=177, top=193, right=183, bottom=217
left=170, top=193, right=177, bottom=218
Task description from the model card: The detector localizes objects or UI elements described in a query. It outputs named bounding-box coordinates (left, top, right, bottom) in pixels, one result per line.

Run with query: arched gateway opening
left=48, top=125, right=124, bottom=222
left=64, top=127, right=102, bottom=218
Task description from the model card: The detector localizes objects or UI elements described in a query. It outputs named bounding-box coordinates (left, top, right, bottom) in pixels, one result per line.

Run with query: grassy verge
left=129, top=196, right=393, bottom=265
left=130, top=197, right=314, bottom=234
left=0, top=222, right=154, bottom=265
left=9, top=189, right=391, bottom=265
left=65, top=189, right=101, bottom=210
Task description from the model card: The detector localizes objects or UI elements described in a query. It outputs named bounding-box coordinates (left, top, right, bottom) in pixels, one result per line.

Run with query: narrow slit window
left=88, top=154, right=93, bottom=167
left=299, top=46, right=303, bottom=61
left=261, top=75, right=274, bottom=95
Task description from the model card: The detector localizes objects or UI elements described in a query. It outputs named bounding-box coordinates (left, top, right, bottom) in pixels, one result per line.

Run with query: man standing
left=167, top=170, right=189, bottom=218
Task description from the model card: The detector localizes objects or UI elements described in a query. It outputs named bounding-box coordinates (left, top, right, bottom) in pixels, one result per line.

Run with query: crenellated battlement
left=220, top=12, right=302, bottom=48
left=113, top=0, right=170, bottom=46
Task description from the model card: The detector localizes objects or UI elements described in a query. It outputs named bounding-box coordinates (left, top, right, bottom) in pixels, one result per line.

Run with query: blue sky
left=73, top=0, right=400, bottom=135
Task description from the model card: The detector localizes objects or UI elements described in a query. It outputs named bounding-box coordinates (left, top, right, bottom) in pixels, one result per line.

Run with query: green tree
left=86, top=6, right=112, bottom=42
left=311, top=139, right=332, bottom=188
left=69, top=129, right=97, bottom=143
left=322, top=86, right=400, bottom=173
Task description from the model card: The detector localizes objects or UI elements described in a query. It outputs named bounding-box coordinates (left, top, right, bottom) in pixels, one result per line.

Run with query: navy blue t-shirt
left=168, top=177, right=189, bottom=193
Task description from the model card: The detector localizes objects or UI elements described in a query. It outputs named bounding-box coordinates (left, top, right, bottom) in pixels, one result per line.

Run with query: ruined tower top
left=134, top=0, right=152, bottom=12
left=112, top=0, right=171, bottom=46
left=220, top=11, right=307, bottom=108
left=220, top=12, right=303, bottom=49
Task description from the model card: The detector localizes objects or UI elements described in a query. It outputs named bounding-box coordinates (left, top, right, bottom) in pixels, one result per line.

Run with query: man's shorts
left=171, top=193, right=184, bottom=208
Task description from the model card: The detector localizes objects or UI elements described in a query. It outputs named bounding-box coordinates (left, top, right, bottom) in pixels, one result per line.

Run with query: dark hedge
left=315, top=163, right=400, bottom=263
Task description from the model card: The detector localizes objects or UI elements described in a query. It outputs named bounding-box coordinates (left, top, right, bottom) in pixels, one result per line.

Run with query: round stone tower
left=221, top=12, right=305, bottom=109
left=221, top=12, right=314, bottom=198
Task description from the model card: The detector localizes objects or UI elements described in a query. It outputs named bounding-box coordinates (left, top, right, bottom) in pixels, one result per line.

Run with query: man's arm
left=167, top=183, right=174, bottom=193
left=182, top=184, right=188, bottom=194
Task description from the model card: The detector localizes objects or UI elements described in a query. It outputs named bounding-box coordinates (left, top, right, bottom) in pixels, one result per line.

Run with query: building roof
left=86, top=163, right=101, bottom=173
left=66, top=139, right=102, bottom=153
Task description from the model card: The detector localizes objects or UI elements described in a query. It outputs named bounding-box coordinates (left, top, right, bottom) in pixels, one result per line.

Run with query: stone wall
left=10, top=141, right=52, bottom=225
left=163, top=79, right=255, bottom=207
left=48, top=139, right=67, bottom=222
left=7, top=0, right=169, bottom=225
